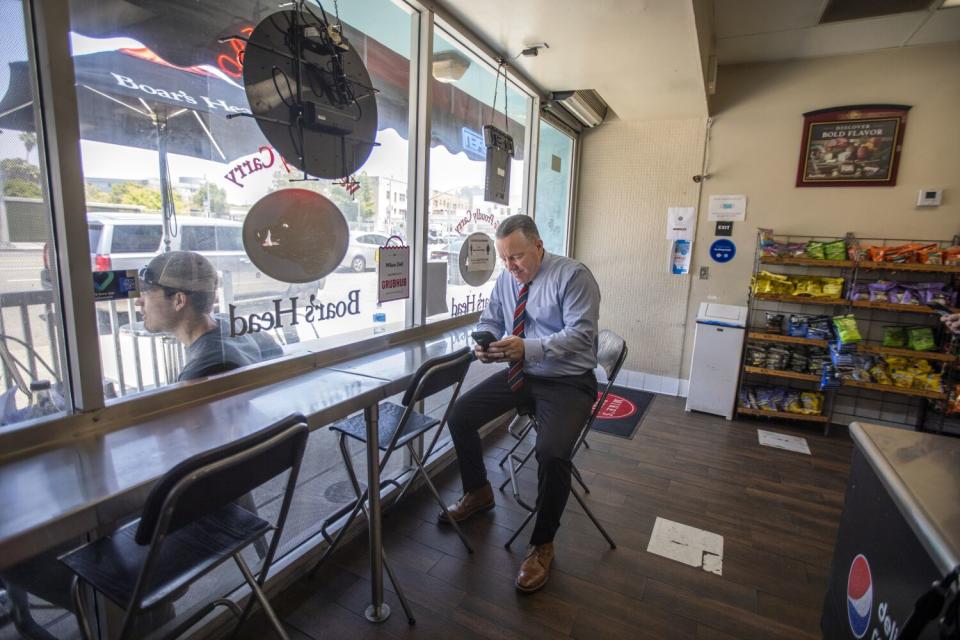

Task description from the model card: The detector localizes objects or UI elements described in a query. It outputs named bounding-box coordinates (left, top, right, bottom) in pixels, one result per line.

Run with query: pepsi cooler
left=821, top=422, right=960, bottom=639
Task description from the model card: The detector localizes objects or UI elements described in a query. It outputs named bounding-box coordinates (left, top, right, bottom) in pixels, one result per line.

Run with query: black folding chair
left=59, top=413, right=309, bottom=640
left=498, top=330, right=628, bottom=549
left=309, top=347, right=474, bottom=623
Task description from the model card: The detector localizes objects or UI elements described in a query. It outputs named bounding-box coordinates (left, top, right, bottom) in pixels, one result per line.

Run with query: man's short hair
left=496, top=214, right=540, bottom=243
left=140, top=251, right=218, bottom=313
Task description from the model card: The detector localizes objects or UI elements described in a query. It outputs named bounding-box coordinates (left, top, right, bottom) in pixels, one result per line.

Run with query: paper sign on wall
left=377, top=243, right=410, bottom=303
left=666, top=207, right=696, bottom=241
left=467, top=234, right=494, bottom=272
left=708, top=195, right=747, bottom=221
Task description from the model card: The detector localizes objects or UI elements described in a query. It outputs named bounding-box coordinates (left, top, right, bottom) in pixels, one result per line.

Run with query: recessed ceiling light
left=941, top=0, right=960, bottom=8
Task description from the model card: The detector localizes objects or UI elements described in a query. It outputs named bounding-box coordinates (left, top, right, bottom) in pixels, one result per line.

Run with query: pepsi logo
left=593, top=392, right=637, bottom=420
left=847, top=554, right=873, bottom=638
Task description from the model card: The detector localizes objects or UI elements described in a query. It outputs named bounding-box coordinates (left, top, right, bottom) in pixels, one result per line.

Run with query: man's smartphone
left=927, top=301, right=953, bottom=317
left=471, top=330, right=497, bottom=351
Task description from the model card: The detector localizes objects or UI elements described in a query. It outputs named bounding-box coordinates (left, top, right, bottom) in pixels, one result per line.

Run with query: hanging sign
left=377, top=236, right=410, bottom=303
left=710, top=239, right=736, bottom=263
left=708, top=195, right=747, bottom=221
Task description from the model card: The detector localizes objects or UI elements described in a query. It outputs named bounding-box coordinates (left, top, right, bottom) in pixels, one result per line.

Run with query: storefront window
left=427, top=27, right=532, bottom=322
left=0, top=0, right=70, bottom=430
left=535, top=119, right=574, bottom=255
left=66, top=0, right=418, bottom=398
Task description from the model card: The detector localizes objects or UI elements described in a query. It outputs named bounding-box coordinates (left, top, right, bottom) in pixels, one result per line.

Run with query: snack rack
left=738, top=232, right=960, bottom=436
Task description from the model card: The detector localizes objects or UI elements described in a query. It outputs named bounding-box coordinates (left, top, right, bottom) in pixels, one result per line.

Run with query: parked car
left=43, top=213, right=326, bottom=330
left=339, top=232, right=391, bottom=273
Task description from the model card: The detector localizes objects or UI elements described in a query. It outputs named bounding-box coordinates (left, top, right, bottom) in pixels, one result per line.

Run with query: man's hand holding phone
left=471, top=331, right=525, bottom=363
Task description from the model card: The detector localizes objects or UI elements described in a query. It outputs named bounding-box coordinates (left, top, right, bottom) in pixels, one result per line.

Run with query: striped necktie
left=507, top=282, right=529, bottom=392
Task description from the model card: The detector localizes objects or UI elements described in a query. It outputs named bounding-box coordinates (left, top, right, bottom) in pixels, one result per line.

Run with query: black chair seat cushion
left=60, top=503, right=270, bottom=610
left=330, top=401, right=439, bottom=450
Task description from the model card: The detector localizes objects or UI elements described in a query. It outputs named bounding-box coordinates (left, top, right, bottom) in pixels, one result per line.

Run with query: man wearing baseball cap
left=136, top=251, right=278, bottom=381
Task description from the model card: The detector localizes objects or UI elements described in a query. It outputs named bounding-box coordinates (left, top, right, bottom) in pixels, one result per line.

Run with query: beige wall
left=575, top=43, right=960, bottom=386
left=575, top=118, right=707, bottom=381
left=678, top=42, right=960, bottom=379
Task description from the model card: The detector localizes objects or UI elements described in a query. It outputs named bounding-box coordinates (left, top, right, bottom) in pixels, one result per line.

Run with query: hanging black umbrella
left=0, top=43, right=266, bottom=249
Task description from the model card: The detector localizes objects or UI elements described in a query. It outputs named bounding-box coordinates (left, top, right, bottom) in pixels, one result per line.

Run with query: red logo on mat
left=593, top=392, right=637, bottom=420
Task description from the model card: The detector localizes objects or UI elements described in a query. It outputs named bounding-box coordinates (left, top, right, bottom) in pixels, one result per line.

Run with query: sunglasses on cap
left=138, top=266, right=176, bottom=293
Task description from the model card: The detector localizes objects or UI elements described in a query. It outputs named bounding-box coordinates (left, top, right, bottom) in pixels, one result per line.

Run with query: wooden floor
left=240, top=395, right=854, bottom=640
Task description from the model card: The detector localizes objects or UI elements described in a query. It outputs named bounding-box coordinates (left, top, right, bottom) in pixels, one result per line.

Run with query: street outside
left=0, top=248, right=496, bottom=407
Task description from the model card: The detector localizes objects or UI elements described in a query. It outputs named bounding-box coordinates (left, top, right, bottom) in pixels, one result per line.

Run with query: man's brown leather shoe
left=515, top=542, right=554, bottom=593
left=438, top=483, right=495, bottom=523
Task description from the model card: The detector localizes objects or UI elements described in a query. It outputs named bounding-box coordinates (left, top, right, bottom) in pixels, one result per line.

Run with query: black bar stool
left=59, top=413, right=309, bottom=640
left=309, top=347, right=474, bottom=623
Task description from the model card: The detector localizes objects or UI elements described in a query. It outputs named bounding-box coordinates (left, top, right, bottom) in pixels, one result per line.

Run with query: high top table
left=0, top=325, right=475, bottom=630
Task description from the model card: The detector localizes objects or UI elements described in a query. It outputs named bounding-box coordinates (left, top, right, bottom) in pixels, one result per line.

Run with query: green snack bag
left=824, top=240, right=847, bottom=261
left=805, top=240, right=826, bottom=260
left=907, top=326, right=935, bottom=351
left=832, top=314, right=862, bottom=344
left=882, top=326, right=906, bottom=348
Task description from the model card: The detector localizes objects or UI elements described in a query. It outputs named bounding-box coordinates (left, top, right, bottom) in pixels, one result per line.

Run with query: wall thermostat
left=916, top=189, right=942, bottom=207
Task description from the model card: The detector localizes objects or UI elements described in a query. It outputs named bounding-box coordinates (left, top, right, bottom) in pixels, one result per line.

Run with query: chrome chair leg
left=233, top=554, right=289, bottom=640
left=381, top=548, right=416, bottom=625
left=499, top=418, right=533, bottom=467
left=407, top=444, right=473, bottom=553
left=69, top=577, right=94, bottom=640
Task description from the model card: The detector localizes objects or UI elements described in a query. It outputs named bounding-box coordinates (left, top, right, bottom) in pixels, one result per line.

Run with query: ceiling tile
left=907, top=7, right=960, bottom=44
left=715, top=0, right=828, bottom=38
left=717, top=11, right=932, bottom=63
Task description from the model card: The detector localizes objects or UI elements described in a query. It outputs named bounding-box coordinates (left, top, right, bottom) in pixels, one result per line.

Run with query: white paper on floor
left=757, top=429, right=811, bottom=455
left=646, top=517, right=724, bottom=576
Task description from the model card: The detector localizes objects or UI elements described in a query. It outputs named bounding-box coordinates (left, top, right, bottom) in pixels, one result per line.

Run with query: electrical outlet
left=699, top=266, right=709, bottom=280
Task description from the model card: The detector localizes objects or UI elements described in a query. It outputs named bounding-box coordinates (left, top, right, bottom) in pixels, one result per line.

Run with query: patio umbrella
left=0, top=40, right=264, bottom=250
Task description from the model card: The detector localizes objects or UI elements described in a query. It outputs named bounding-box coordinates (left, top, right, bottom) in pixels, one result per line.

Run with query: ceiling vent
left=819, top=0, right=936, bottom=23
left=550, top=90, right=608, bottom=128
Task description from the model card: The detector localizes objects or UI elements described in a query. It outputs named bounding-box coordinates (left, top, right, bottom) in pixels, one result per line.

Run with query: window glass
left=67, top=0, right=417, bottom=399
left=215, top=226, right=243, bottom=251
left=179, top=225, right=216, bottom=252
left=0, top=0, right=71, bottom=433
left=110, top=225, right=163, bottom=253
left=427, top=27, right=532, bottom=322
left=535, top=119, right=574, bottom=255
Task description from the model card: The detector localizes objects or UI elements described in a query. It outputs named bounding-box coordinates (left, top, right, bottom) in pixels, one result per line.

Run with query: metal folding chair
left=59, top=413, right=309, bottom=640
left=499, top=330, right=628, bottom=549
left=309, top=347, right=474, bottom=623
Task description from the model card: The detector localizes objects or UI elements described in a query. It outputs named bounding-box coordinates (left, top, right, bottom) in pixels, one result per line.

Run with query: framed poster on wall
left=796, top=104, right=910, bottom=187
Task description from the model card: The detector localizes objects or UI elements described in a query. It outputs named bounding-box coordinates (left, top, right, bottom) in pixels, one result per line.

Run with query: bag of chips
left=868, top=280, right=896, bottom=302
left=787, top=315, right=809, bottom=337
left=869, top=363, right=892, bottom=385
left=807, top=316, right=833, bottom=340
left=848, top=283, right=869, bottom=301
left=784, top=391, right=804, bottom=414
left=764, top=312, right=784, bottom=334
left=746, top=344, right=767, bottom=367
left=800, top=392, right=823, bottom=415
left=892, top=370, right=915, bottom=389
left=821, top=278, right=844, bottom=298
left=833, top=314, right=862, bottom=344
left=805, top=241, right=826, bottom=260
left=907, top=326, right=935, bottom=351
left=891, top=286, right=919, bottom=305
left=824, top=240, right=847, bottom=261
left=882, top=326, right=906, bottom=348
